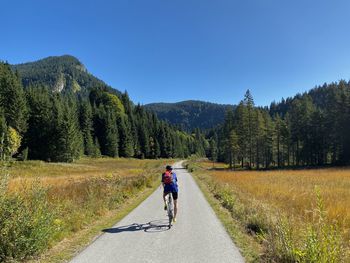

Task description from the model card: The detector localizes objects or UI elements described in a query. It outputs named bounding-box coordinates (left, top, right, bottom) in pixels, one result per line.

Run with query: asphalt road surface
left=70, top=161, right=245, bottom=263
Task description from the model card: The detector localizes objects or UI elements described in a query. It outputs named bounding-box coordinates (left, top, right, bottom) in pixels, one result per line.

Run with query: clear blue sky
left=2, top=0, right=350, bottom=106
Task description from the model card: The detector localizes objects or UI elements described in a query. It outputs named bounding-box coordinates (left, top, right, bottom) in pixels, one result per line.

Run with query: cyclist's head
left=166, top=165, right=173, bottom=171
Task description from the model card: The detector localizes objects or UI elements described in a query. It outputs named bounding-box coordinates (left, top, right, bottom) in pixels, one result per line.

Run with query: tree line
left=0, top=62, right=207, bottom=162
left=209, top=84, right=350, bottom=169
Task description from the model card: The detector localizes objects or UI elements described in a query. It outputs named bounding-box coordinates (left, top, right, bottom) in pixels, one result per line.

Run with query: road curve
left=70, top=161, right=245, bottom=263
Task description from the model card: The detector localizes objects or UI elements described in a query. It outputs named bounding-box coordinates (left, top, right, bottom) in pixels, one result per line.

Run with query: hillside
left=0, top=57, right=208, bottom=163
left=145, top=100, right=235, bottom=131
left=11, top=55, right=119, bottom=95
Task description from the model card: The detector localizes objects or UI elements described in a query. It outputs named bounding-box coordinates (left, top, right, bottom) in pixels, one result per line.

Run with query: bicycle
left=166, top=193, right=174, bottom=228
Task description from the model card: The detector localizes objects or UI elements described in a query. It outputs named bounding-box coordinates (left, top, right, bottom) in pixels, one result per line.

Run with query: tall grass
left=188, top=160, right=349, bottom=262
left=265, top=188, right=344, bottom=263
left=0, top=158, right=166, bottom=262
left=0, top=172, right=57, bottom=261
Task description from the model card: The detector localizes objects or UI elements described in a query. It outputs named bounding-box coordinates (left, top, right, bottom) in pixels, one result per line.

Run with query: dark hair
left=166, top=165, right=173, bottom=171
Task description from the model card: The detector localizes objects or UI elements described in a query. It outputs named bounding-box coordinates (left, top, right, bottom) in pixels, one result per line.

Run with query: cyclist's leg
left=172, top=191, right=178, bottom=219
left=163, top=191, right=167, bottom=203
left=163, top=191, right=169, bottom=210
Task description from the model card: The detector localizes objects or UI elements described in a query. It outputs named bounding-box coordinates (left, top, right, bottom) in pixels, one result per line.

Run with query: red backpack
left=163, top=171, right=173, bottom=185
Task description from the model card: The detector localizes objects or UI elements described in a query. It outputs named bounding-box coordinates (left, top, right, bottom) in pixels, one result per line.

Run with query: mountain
left=145, top=100, right=235, bottom=131
left=12, top=56, right=233, bottom=131
left=1, top=56, right=207, bottom=163
left=11, top=55, right=120, bottom=95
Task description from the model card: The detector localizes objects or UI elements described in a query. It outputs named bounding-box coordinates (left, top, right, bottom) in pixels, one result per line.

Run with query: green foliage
left=0, top=114, right=22, bottom=160
left=6, top=127, right=21, bottom=156
left=17, top=147, right=29, bottom=161
left=94, top=105, right=119, bottom=157
left=55, top=98, right=83, bottom=162
left=79, top=99, right=95, bottom=156
left=227, top=130, right=239, bottom=169
left=213, top=82, right=350, bottom=168
left=0, top=62, right=28, bottom=134
left=0, top=56, right=204, bottom=162
left=0, top=176, right=57, bottom=261
left=145, top=100, right=235, bottom=131
left=118, top=116, right=134, bottom=157
left=105, top=93, right=125, bottom=114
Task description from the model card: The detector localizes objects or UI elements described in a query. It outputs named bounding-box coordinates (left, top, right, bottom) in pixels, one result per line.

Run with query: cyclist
left=162, top=165, right=178, bottom=222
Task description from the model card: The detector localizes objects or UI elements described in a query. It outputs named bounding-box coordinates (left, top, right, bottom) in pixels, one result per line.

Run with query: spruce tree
left=0, top=62, right=28, bottom=134
left=104, top=110, right=119, bottom=157
left=0, top=111, right=8, bottom=160
left=54, top=97, right=83, bottom=162
left=24, top=86, right=53, bottom=160
left=118, top=116, right=134, bottom=157
left=79, top=99, right=95, bottom=156
left=138, top=121, right=150, bottom=158
left=243, top=90, right=256, bottom=168
left=227, top=130, right=239, bottom=170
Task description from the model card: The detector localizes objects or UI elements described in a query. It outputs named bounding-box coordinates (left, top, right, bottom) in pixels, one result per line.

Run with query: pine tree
left=194, top=128, right=206, bottom=156
left=274, top=114, right=283, bottom=167
left=234, top=101, right=249, bottom=168
left=54, top=97, right=83, bottom=162
left=255, top=110, right=265, bottom=169
left=209, top=134, right=218, bottom=163
left=79, top=99, right=95, bottom=156
left=0, top=111, right=8, bottom=160
left=24, top=86, right=53, bottom=160
left=0, top=63, right=28, bottom=134
left=228, top=130, right=239, bottom=170
left=118, top=116, right=134, bottom=157
left=243, top=90, right=256, bottom=168
left=138, top=121, right=150, bottom=158
left=104, top=111, right=119, bottom=157
left=262, top=111, right=274, bottom=168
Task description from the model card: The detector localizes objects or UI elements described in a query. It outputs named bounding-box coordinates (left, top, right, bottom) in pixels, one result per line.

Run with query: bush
left=0, top=175, right=57, bottom=262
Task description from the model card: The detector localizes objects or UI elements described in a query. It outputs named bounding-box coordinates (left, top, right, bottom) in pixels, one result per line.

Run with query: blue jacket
left=162, top=172, right=178, bottom=192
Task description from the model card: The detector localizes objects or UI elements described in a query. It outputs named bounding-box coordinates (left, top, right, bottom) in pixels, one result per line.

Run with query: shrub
left=0, top=174, right=57, bottom=262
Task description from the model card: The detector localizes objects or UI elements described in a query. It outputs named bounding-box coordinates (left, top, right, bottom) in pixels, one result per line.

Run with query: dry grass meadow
left=0, top=158, right=169, bottom=262
left=7, top=158, right=165, bottom=190
left=190, top=160, right=350, bottom=262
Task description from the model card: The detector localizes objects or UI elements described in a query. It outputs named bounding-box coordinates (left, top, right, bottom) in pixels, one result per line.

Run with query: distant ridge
left=145, top=100, right=235, bottom=131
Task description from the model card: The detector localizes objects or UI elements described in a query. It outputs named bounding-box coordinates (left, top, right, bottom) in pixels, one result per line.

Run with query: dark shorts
left=164, top=191, right=178, bottom=200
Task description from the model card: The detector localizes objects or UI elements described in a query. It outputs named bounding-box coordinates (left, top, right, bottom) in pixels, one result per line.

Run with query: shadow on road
left=102, top=219, right=170, bottom=234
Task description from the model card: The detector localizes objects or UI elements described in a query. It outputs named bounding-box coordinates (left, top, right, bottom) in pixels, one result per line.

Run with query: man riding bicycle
left=162, top=165, right=178, bottom=223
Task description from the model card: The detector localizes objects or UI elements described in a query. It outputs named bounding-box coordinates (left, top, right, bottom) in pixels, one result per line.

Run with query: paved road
left=70, top=162, right=244, bottom=263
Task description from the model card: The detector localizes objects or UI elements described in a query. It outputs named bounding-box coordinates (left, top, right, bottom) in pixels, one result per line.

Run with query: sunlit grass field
left=191, top=160, right=350, bottom=262
left=7, top=158, right=165, bottom=189
left=0, top=158, right=169, bottom=262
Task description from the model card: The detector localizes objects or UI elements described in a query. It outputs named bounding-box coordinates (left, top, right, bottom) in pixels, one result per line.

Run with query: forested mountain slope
left=0, top=56, right=207, bottom=162
left=145, top=100, right=234, bottom=131
left=11, top=55, right=119, bottom=95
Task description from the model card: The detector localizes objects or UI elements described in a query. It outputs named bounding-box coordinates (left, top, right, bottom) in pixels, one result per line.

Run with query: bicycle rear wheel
left=167, top=195, right=174, bottom=228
